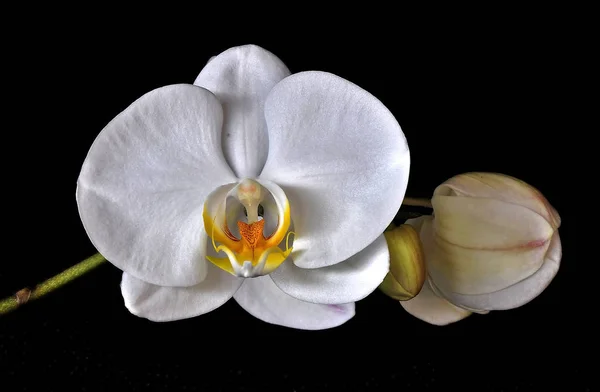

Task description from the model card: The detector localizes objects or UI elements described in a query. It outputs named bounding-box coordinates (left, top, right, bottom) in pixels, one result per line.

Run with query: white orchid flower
left=76, top=45, right=410, bottom=330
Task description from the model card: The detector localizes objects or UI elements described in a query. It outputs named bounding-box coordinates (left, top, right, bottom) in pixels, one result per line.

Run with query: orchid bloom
left=76, top=45, right=410, bottom=330
left=399, top=173, right=561, bottom=326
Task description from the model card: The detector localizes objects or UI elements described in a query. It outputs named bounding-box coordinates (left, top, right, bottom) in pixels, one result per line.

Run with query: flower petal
left=234, top=276, right=355, bottom=330
left=77, top=84, right=236, bottom=286
left=260, top=71, right=410, bottom=269
left=400, top=279, right=472, bottom=326
left=194, top=45, right=291, bottom=179
left=442, top=232, right=562, bottom=311
left=429, top=196, right=553, bottom=294
left=432, top=195, right=554, bottom=249
left=434, top=172, right=561, bottom=229
left=121, top=262, right=244, bottom=322
left=270, top=234, right=389, bottom=304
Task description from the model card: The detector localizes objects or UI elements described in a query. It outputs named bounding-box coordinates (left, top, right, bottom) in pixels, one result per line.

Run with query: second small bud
left=379, top=224, right=426, bottom=301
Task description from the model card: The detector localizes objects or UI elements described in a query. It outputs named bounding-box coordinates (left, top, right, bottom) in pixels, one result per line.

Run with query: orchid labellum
left=76, top=45, right=410, bottom=330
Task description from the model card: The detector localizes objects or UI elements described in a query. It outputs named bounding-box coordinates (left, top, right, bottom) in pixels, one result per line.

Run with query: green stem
left=0, top=253, right=106, bottom=315
left=402, top=197, right=433, bottom=209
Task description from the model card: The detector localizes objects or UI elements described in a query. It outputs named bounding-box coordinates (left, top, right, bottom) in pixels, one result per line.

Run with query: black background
left=0, top=12, right=587, bottom=392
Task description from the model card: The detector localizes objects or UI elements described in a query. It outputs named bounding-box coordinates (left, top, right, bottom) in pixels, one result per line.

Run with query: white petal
left=424, top=198, right=553, bottom=295
left=260, top=71, right=410, bottom=269
left=432, top=195, right=554, bottom=250
left=77, top=84, right=236, bottom=286
left=400, top=279, right=472, bottom=326
left=194, top=45, right=291, bottom=179
left=270, top=234, right=389, bottom=304
left=434, top=172, right=561, bottom=230
left=442, top=232, right=562, bottom=311
left=408, top=216, right=561, bottom=311
left=234, top=276, right=355, bottom=330
left=121, top=262, right=244, bottom=322
left=77, top=85, right=235, bottom=286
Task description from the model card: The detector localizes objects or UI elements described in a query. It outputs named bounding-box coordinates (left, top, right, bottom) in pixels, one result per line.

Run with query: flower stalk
left=0, top=253, right=106, bottom=315
left=401, top=197, right=433, bottom=209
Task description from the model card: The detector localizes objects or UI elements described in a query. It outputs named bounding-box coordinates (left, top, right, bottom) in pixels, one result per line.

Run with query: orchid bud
left=379, top=224, right=426, bottom=301
left=400, top=172, right=562, bottom=326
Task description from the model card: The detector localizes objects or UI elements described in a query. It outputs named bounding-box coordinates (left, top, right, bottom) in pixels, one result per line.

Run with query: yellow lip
left=202, top=181, right=294, bottom=277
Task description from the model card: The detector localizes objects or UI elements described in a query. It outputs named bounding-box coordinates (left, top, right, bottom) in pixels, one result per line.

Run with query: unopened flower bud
left=400, top=172, right=562, bottom=326
left=379, top=224, right=426, bottom=301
